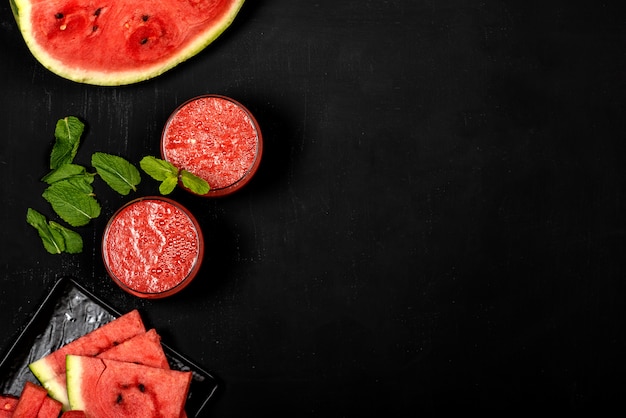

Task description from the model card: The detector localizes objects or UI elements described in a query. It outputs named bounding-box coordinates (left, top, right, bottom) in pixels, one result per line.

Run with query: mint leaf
left=159, top=176, right=179, bottom=195
left=92, top=152, right=141, bottom=195
left=42, top=180, right=101, bottom=227
left=26, top=208, right=64, bottom=254
left=26, top=208, right=83, bottom=254
left=64, top=176, right=95, bottom=194
left=140, top=156, right=179, bottom=195
left=139, top=156, right=210, bottom=195
left=181, top=170, right=210, bottom=195
left=50, top=116, right=84, bottom=169
left=140, top=156, right=178, bottom=181
left=42, top=163, right=90, bottom=184
left=50, top=221, right=83, bottom=254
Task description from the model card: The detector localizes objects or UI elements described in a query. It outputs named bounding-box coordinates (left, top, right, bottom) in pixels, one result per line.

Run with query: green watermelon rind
left=26, top=369, right=67, bottom=413
left=27, top=356, right=56, bottom=385
left=29, top=358, right=71, bottom=409
left=65, top=356, right=87, bottom=412
left=9, top=0, right=17, bottom=18
left=11, top=0, right=246, bottom=86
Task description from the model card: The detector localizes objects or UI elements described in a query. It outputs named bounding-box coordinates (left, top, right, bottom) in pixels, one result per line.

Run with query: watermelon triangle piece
left=37, top=396, right=63, bottom=418
left=66, top=355, right=192, bottom=418
left=97, top=329, right=170, bottom=370
left=11, top=381, right=48, bottom=418
left=96, top=329, right=189, bottom=418
left=29, top=309, right=146, bottom=410
left=10, top=0, right=246, bottom=85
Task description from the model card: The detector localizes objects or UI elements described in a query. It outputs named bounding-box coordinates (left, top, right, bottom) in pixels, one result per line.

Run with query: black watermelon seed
left=55, top=13, right=64, bottom=19
left=94, top=8, right=101, bottom=16
left=92, top=25, right=98, bottom=32
left=116, top=394, right=123, bottom=404
left=142, top=15, right=149, bottom=22
left=138, top=384, right=145, bottom=392
left=140, top=38, right=148, bottom=45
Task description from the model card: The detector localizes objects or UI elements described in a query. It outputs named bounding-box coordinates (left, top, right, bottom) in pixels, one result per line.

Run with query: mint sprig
left=26, top=208, right=83, bottom=254
left=140, top=156, right=210, bottom=195
left=28, top=116, right=141, bottom=254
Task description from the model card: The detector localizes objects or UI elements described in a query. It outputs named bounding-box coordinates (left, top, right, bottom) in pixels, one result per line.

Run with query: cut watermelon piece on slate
left=37, top=396, right=63, bottom=418
left=66, top=355, right=192, bottom=418
left=96, top=329, right=189, bottom=418
left=11, top=381, right=48, bottom=418
left=10, top=0, right=246, bottom=85
left=29, top=309, right=145, bottom=410
left=0, top=394, right=19, bottom=417
left=97, top=329, right=170, bottom=370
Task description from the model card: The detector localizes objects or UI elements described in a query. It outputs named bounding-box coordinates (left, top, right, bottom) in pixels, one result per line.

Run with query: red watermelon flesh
left=36, top=396, right=63, bottom=418
left=0, top=394, right=19, bottom=417
left=11, top=0, right=246, bottom=85
left=29, top=309, right=146, bottom=410
left=60, top=412, right=86, bottom=418
left=11, top=381, right=48, bottom=418
left=97, top=329, right=170, bottom=370
left=66, top=355, right=192, bottom=418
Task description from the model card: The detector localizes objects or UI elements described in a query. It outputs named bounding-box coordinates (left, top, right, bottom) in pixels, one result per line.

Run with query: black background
left=2, top=0, right=626, bottom=415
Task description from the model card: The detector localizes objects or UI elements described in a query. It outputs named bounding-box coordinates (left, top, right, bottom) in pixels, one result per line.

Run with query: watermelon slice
left=0, top=394, right=19, bottom=417
left=37, top=396, right=63, bottom=418
left=66, top=355, right=192, bottom=418
left=29, top=309, right=146, bottom=410
left=10, top=0, right=246, bottom=85
left=97, top=329, right=189, bottom=418
left=97, top=329, right=170, bottom=370
left=11, top=381, right=48, bottom=418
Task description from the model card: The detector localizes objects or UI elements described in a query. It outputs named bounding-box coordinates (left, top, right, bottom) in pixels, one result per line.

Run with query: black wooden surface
left=2, top=0, right=626, bottom=415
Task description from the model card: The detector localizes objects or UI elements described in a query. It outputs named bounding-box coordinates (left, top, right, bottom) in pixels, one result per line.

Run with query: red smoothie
left=102, top=197, right=203, bottom=298
left=161, top=95, right=262, bottom=197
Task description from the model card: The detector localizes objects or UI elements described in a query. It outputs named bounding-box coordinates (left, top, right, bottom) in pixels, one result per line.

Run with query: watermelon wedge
left=37, top=396, right=63, bottom=418
left=97, top=329, right=189, bottom=418
left=29, top=309, right=146, bottom=410
left=11, top=381, right=48, bottom=418
left=10, top=0, right=246, bottom=85
left=97, top=328, right=170, bottom=370
left=66, top=355, right=192, bottom=418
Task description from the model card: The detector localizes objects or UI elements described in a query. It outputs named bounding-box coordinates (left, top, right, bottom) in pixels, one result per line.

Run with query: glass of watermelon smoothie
left=102, top=196, right=204, bottom=298
left=161, top=94, right=263, bottom=197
